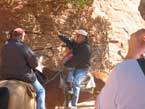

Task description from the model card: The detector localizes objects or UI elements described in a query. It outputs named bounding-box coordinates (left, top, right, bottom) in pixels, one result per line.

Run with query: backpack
left=137, top=58, right=145, bottom=75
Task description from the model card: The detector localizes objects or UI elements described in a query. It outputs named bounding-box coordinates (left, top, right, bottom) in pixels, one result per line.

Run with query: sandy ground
left=55, top=99, right=95, bottom=109
left=77, top=100, right=95, bottom=109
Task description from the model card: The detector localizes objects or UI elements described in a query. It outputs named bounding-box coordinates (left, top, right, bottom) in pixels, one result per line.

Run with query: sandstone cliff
left=0, top=0, right=145, bottom=73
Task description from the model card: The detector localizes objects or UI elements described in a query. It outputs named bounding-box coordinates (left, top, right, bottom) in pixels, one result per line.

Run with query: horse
left=0, top=80, right=36, bottom=109
left=42, top=67, right=108, bottom=109
left=0, top=56, right=42, bottom=109
left=92, top=71, right=108, bottom=109
left=42, top=68, right=66, bottom=109
left=0, top=70, right=107, bottom=109
left=0, top=54, right=108, bottom=109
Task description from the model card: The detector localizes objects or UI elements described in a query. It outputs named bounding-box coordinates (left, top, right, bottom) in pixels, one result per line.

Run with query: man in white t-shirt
left=96, top=28, right=145, bottom=109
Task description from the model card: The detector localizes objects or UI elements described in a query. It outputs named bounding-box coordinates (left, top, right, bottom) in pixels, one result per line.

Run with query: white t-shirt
left=97, top=59, right=145, bottom=109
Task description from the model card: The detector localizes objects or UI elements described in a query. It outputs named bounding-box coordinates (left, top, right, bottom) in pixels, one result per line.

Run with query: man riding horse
left=0, top=28, right=46, bottom=109
left=58, top=29, right=91, bottom=108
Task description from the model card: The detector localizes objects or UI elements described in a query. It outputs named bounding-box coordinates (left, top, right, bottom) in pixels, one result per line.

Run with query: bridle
left=44, top=70, right=66, bottom=89
left=44, top=71, right=63, bottom=83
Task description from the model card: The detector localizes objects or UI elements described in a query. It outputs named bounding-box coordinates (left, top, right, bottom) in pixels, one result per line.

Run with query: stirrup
left=71, top=106, right=77, bottom=109
left=67, top=87, right=73, bottom=95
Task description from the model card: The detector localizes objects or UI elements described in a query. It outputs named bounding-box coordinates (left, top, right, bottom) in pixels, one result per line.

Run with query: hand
left=26, top=73, right=34, bottom=78
left=53, top=31, right=60, bottom=36
left=58, top=31, right=65, bottom=36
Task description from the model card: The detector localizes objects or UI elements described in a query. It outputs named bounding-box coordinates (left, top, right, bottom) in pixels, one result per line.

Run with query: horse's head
left=91, top=71, right=109, bottom=82
left=91, top=72, right=109, bottom=97
left=36, top=55, right=59, bottom=74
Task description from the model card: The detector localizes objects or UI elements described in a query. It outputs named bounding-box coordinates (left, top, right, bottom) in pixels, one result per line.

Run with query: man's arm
left=58, top=34, right=75, bottom=49
left=96, top=66, right=119, bottom=109
left=24, top=45, right=38, bottom=69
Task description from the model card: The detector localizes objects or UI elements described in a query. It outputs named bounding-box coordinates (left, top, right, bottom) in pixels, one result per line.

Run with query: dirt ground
left=77, top=100, right=95, bottom=109
left=55, top=99, right=95, bottom=109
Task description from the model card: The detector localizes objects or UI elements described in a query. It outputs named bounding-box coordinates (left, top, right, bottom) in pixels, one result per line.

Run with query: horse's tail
left=0, top=87, right=9, bottom=109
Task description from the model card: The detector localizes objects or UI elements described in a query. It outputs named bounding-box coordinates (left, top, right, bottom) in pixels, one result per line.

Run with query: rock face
left=0, top=0, right=145, bottom=73
left=92, top=0, right=145, bottom=67
left=139, top=0, right=145, bottom=21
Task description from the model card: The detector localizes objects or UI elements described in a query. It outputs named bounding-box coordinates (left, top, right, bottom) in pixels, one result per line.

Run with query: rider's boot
left=71, top=105, right=77, bottom=109
left=67, top=82, right=73, bottom=95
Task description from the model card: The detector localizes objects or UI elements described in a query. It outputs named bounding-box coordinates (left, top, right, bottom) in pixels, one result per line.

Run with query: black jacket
left=0, top=39, right=37, bottom=83
left=58, top=34, right=91, bottom=69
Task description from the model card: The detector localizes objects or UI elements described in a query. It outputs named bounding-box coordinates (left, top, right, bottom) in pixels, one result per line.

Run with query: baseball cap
left=13, top=28, right=25, bottom=37
left=76, top=29, right=88, bottom=37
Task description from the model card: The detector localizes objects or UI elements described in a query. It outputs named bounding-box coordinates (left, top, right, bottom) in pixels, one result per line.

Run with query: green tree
left=65, top=0, right=93, bottom=7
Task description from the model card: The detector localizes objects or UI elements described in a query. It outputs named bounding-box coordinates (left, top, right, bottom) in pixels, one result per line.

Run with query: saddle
left=80, top=73, right=96, bottom=93
left=0, top=80, right=36, bottom=109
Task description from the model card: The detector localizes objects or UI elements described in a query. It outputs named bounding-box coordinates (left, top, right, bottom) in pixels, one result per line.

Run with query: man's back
left=0, top=39, right=36, bottom=83
left=97, top=59, right=145, bottom=109
left=2, top=39, right=27, bottom=69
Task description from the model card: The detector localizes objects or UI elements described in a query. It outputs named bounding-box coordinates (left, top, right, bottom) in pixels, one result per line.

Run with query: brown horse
left=42, top=68, right=66, bottom=109
left=42, top=67, right=108, bottom=109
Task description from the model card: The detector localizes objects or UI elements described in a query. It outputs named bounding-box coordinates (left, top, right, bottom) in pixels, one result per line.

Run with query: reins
left=44, top=71, right=64, bottom=85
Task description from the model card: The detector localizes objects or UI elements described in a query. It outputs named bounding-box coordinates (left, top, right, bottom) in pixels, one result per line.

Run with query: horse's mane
left=42, top=67, right=57, bottom=77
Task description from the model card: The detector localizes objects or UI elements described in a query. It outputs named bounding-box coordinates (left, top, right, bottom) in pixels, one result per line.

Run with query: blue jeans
left=32, top=79, right=45, bottom=109
left=66, top=68, right=89, bottom=106
left=66, top=68, right=75, bottom=83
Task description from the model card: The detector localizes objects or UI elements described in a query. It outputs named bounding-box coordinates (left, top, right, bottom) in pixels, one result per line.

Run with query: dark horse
left=42, top=67, right=107, bottom=109
left=42, top=68, right=66, bottom=109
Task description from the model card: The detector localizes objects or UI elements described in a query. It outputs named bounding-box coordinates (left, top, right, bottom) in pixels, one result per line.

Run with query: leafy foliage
left=0, top=0, right=112, bottom=72
left=65, top=0, right=93, bottom=7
